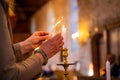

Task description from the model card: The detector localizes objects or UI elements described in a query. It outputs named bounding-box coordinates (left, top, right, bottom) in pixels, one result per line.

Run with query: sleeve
left=0, top=2, right=42, bottom=80
left=13, top=43, right=23, bottom=62
left=16, top=55, right=42, bottom=80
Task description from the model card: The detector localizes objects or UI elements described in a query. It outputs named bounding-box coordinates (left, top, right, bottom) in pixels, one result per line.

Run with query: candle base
left=57, top=48, right=75, bottom=80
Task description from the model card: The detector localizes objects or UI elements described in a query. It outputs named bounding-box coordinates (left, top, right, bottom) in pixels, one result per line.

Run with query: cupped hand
left=40, top=33, right=64, bottom=58
left=19, top=31, right=52, bottom=54
left=25, top=31, right=51, bottom=49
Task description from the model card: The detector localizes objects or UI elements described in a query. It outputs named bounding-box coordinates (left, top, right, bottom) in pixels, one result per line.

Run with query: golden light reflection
left=9, top=8, right=15, bottom=16
left=100, top=68, right=105, bottom=76
left=94, top=27, right=99, bottom=32
left=78, top=19, right=90, bottom=45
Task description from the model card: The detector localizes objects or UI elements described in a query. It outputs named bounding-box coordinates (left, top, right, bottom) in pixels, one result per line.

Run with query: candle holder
left=57, top=48, right=75, bottom=80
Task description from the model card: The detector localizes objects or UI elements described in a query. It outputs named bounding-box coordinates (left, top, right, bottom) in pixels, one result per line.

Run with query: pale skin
left=19, top=31, right=64, bottom=64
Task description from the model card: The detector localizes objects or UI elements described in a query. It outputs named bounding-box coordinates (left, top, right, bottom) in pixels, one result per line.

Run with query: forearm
left=16, top=55, right=43, bottom=80
left=3, top=43, right=44, bottom=80
left=13, top=42, right=33, bottom=62
left=19, top=41, right=34, bottom=55
left=13, top=43, right=23, bottom=62
left=1, top=55, right=43, bottom=80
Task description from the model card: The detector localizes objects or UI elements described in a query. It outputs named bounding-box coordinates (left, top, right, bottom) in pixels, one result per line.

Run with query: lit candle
left=62, top=25, right=67, bottom=48
left=106, top=60, right=111, bottom=80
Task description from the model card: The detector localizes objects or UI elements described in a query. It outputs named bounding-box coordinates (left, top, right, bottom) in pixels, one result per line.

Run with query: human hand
left=19, top=31, right=51, bottom=54
left=40, top=33, right=64, bottom=58
left=25, top=31, right=51, bottom=49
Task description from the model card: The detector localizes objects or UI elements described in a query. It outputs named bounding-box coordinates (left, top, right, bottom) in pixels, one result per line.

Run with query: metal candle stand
left=57, top=48, right=75, bottom=80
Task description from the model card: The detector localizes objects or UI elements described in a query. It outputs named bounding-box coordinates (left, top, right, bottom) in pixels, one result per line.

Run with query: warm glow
left=94, top=27, right=99, bottom=32
left=51, top=20, right=61, bottom=34
left=9, top=8, right=15, bottom=16
left=72, top=32, right=79, bottom=39
left=73, top=75, right=78, bottom=80
left=100, top=68, right=105, bottom=76
left=78, top=19, right=90, bottom=45
left=62, top=25, right=67, bottom=32
left=51, top=17, right=63, bottom=34
left=55, top=20, right=61, bottom=27
left=88, top=63, right=94, bottom=76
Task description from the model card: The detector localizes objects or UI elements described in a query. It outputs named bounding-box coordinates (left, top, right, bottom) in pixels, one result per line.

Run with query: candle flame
left=51, top=20, right=62, bottom=34
left=88, top=63, right=94, bottom=76
left=51, top=17, right=63, bottom=34
left=55, top=20, right=61, bottom=27
left=62, top=25, right=66, bottom=32
left=72, top=32, right=79, bottom=39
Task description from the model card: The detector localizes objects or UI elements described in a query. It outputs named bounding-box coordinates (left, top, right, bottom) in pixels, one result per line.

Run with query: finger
left=55, top=37, right=63, bottom=45
left=40, top=35, right=51, bottom=41
left=35, top=31, right=50, bottom=36
left=52, top=33, right=62, bottom=40
left=40, top=32, right=50, bottom=36
left=53, top=40, right=63, bottom=51
left=58, top=46, right=63, bottom=51
left=59, top=42, right=64, bottom=48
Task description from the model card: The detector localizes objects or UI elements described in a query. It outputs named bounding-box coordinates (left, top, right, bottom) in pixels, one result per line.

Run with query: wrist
left=19, top=41, right=33, bottom=54
left=35, top=53, right=44, bottom=65
left=34, top=47, right=48, bottom=65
